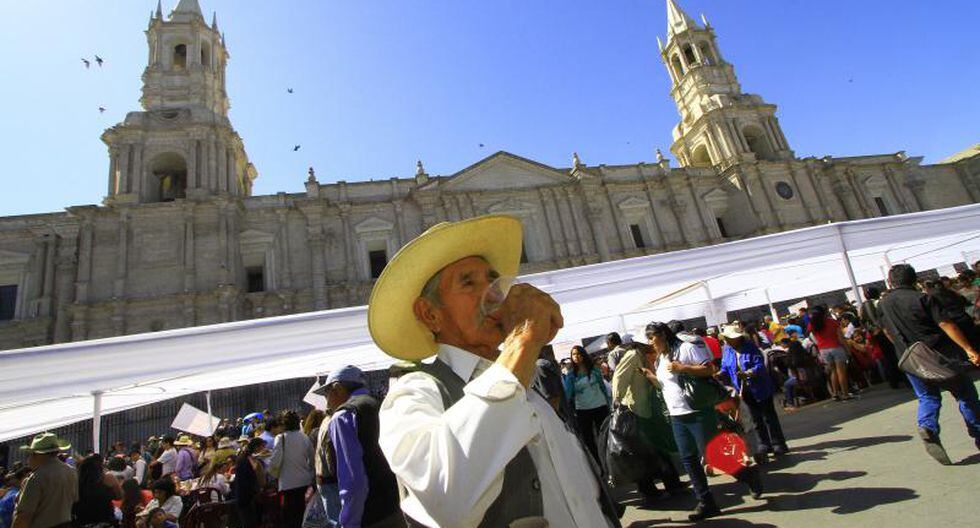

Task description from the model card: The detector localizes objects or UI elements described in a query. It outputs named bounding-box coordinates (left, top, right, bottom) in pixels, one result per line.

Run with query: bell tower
left=101, top=0, right=256, bottom=204
left=659, top=0, right=793, bottom=168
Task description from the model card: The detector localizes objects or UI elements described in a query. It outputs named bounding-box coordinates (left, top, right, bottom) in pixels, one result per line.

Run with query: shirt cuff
left=464, top=363, right=526, bottom=401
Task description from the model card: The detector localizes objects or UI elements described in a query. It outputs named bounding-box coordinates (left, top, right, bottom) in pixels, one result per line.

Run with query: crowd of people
left=0, top=364, right=401, bottom=528
left=1, top=207, right=978, bottom=528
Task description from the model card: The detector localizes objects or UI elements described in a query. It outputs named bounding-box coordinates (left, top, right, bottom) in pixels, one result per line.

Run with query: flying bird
left=81, top=58, right=90, bottom=68
left=293, top=145, right=301, bottom=152
left=287, top=88, right=293, bottom=94
left=478, top=143, right=485, bottom=148
left=95, top=55, right=104, bottom=67
left=98, top=106, right=106, bottom=113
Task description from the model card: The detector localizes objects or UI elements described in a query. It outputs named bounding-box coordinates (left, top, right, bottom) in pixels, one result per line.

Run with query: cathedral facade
left=1, top=0, right=978, bottom=350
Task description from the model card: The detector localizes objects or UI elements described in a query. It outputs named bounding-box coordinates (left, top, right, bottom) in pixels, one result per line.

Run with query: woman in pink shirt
left=808, top=306, right=853, bottom=400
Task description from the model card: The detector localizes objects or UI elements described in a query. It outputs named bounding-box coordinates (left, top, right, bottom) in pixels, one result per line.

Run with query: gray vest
left=391, top=359, right=544, bottom=527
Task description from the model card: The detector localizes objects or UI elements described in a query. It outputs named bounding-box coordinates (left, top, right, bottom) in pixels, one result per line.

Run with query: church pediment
left=618, top=196, right=651, bottom=210
left=442, top=152, right=571, bottom=192
left=354, top=217, right=394, bottom=234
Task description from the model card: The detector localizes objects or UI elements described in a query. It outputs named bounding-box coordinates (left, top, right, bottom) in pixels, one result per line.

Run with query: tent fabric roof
left=2, top=203, right=979, bottom=442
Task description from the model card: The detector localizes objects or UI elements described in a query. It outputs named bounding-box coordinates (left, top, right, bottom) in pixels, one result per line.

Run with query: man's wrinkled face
left=414, top=256, right=505, bottom=356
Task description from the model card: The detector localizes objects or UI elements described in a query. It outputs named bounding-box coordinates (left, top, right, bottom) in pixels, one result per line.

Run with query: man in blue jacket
left=719, top=326, right=788, bottom=457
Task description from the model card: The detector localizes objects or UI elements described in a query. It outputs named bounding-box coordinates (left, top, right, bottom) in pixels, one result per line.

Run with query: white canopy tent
left=2, top=203, right=978, bottom=446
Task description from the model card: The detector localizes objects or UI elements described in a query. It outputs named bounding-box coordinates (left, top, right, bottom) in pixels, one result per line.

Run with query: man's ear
left=413, top=297, right=441, bottom=334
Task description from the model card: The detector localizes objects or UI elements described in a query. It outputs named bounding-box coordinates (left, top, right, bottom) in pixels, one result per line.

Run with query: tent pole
left=764, top=288, right=779, bottom=321
left=206, top=390, right=214, bottom=436
left=701, top=281, right=720, bottom=327
left=835, top=225, right=863, bottom=308
left=92, top=391, right=103, bottom=454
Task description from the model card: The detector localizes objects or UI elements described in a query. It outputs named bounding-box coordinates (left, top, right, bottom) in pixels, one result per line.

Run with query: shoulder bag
left=892, top=320, right=964, bottom=383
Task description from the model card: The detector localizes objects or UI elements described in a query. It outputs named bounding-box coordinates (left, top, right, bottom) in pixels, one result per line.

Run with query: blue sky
left=1, top=0, right=977, bottom=217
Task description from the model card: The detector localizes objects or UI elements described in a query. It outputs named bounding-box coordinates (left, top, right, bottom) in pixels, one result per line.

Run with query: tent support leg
left=764, top=288, right=779, bottom=322
left=835, top=225, right=863, bottom=308
left=92, top=391, right=103, bottom=454
left=206, top=390, right=214, bottom=436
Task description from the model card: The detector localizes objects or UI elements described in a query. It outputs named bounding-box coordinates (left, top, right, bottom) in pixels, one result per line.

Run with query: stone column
left=905, top=179, right=926, bottom=211
left=566, top=188, right=593, bottom=256
left=75, top=217, right=94, bottom=302
left=131, top=146, right=143, bottom=200
left=276, top=209, right=292, bottom=289
left=187, top=140, right=199, bottom=190
left=537, top=188, right=566, bottom=263
left=392, top=201, right=406, bottom=249
left=36, top=235, right=56, bottom=317
left=117, top=145, right=131, bottom=195
left=53, top=236, right=77, bottom=343
left=217, top=144, right=227, bottom=193
left=339, top=206, right=357, bottom=282
left=685, top=176, right=712, bottom=242
left=183, top=204, right=196, bottom=291
left=599, top=182, right=630, bottom=254
left=586, top=206, right=611, bottom=261
left=107, top=150, right=119, bottom=197
left=226, top=148, right=235, bottom=195
left=208, top=140, right=218, bottom=192
left=217, top=201, right=230, bottom=286
left=551, top=188, right=578, bottom=257
left=664, top=180, right=692, bottom=246
left=114, top=210, right=130, bottom=298
left=803, top=163, right=835, bottom=221
left=642, top=179, right=667, bottom=249
left=309, top=232, right=327, bottom=310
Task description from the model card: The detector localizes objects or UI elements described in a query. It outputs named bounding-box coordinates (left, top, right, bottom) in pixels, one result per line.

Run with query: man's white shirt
left=379, top=344, right=613, bottom=528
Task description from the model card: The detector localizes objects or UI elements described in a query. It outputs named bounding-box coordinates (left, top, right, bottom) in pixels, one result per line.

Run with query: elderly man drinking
left=368, top=215, right=620, bottom=528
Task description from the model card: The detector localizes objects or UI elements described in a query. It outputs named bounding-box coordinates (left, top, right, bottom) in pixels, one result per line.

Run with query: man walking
left=11, top=433, right=77, bottom=528
left=370, top=214, right=620, bottom=527
left=878, top=264, right=980, bottom=464
left=315, top=365, right=403, bottom=528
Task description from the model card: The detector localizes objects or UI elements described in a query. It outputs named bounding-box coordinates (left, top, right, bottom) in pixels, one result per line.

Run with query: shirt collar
left=351, top=387, right=369, bottom=397
left=436, top=343, right=493, bottom=382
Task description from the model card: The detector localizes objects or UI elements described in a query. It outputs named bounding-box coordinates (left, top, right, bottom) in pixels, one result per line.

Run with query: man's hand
left=496, top=284, right=564, bottom=387
left=966, top=348, right=980, bottom=367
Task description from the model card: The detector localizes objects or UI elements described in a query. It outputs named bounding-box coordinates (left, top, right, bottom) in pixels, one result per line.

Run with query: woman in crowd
left=561, top=345, right=611, bottom=461
left=195, top=454, right=233, bottom=502
left=719, top=326, right=788, bottom=457
left=72, top=453, right=123, bottom=527
left=120, top=478, right=147, bottom=528
left=196, top=436, right=216, bottom=472
left=136, top=479, right=182, bottom=528
left=645, top=321, right=721, bottom=521
left=808, top=305, right=853, bottom=400
left=234, top=437, right=267, bottom=528
left=269, top=410, right=315, bottom=528
left=611, top=340, right=683, bottom=502
left=302, top=409, right=326, bottom=446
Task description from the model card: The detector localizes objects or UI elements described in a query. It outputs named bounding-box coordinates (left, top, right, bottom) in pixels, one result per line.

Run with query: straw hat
left=721, top=325, right=745, bottom=340
left=20, top=432, right=70, bottom=455
left=216, top=437, right=237, bottom=450
left=173, top=434, right=194, bottom=446
left=368, top=214, right=523, bottom=361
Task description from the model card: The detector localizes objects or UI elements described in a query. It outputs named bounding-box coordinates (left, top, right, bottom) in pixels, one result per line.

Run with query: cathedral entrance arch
left=149, top=152, right=188, bottom=202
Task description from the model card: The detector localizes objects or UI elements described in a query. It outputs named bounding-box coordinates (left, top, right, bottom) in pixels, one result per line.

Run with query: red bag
left=705, top=431, right=749, bottom=476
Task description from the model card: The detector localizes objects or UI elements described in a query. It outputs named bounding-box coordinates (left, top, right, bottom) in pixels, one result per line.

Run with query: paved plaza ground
left=619, top=378, right=980, bottom=527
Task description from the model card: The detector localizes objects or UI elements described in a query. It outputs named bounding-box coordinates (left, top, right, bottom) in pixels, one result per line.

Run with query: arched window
left=200, top=41, right=211, bottom=69
left=690, top=144, right=713, bottom=167
left=742, top=126, right=775, bottom=160
left=682, top=44, right=698, bottom=66
left=150, top=152, right=188, bottom=202
left=698, top=42, right=716, bottom=65
left=172, top=44, right=187, bottom=70
left=671, top=55, right=685, bottom=78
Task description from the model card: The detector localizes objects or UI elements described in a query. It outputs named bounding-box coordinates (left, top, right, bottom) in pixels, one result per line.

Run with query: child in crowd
left=147, top=507, right=178, bottom=528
